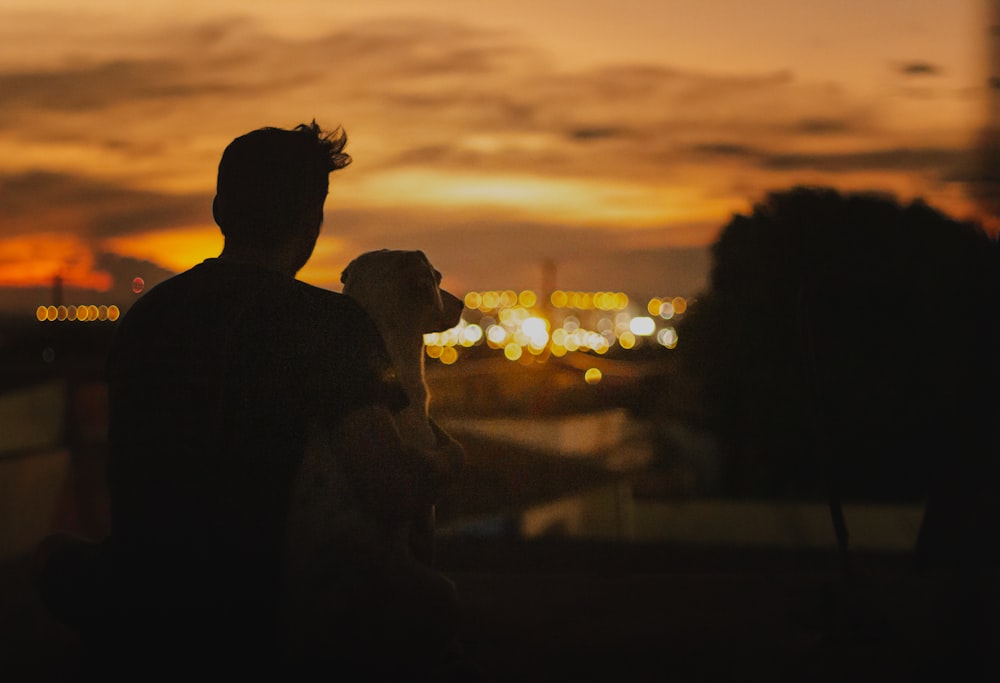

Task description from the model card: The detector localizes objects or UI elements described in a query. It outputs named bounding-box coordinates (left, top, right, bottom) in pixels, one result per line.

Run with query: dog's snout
left=439, top=289, right=464, bottom=330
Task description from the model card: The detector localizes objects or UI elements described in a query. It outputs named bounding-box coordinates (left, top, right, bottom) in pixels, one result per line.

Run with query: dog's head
left=341, top=249, right=464, bottom=335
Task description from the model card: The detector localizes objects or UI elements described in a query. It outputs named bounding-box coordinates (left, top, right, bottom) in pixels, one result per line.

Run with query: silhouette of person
left=36, top=122, right=465, bottom=678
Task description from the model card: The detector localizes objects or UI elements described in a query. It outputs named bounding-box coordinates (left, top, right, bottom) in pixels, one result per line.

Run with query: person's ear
left=212, top=196, right=226, bottom=228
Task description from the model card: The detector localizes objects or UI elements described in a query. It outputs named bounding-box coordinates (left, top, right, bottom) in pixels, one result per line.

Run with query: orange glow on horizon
left=296, top=234, right=353, bottom=289
left=349, top=169, right=734, bottom=228
left=0, top=234, right=112, bottom=290
left=101, top=225, right=352, bottom=290
left=0, top=1, right=990, bottom=308
left=102, top=225, right=222, bottom=275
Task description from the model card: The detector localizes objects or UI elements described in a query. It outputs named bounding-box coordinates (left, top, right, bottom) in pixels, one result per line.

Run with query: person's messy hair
left=294, top=120, right=352, bottom=174
left=213, top=120, right=352, bottom=246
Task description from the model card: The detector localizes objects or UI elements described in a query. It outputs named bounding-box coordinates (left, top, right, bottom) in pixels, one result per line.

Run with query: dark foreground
left=1, top=422, right=996, bottom=681
left=2, top=538, right=997, bottom=682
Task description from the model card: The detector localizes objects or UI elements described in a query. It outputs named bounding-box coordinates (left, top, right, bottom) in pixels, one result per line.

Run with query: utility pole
left=541, top=258, right=556, bottom=314
left=52, top=273, right=63, bottom=308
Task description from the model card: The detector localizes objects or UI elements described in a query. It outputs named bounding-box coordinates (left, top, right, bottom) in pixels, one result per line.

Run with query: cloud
left=897, top=61, right=942, bottom=77
left=310, top=206, right=716, bottom=296
left=0, top=171, right=209, bottom=238
left=794, top=117, right=854, bottom=135
left=759, top=147, right=968, bottom=174
left=0, top=11, right=944, bottom=214
left=690, top=143, right=759, bottom=158
left=0, top=59, right=231, bottom=121
left=0, top=233, right=110, bottom=290
left=567, top=126, right=629, bottom=141
left=0, top=248, right=176, bottom=313
left=0, top=11, right=981, bottom=300
left=94, top=251, right=176, bottom=299
left=689, top=142, right=967, bottom=177
left=0, top=14, right=873, bottom=183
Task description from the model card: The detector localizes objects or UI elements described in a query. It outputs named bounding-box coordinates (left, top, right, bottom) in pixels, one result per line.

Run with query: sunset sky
left=0, top=0, right=993, bottom=312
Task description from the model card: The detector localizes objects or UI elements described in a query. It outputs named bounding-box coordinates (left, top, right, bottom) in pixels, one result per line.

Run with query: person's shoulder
left=137, top=259, right=222, bottom=295
left=117, top=261, right=216, bottom=317
left=118, top=266, right=189, bottom=317
left=294, top=280, right=369, bottom=319
left=295, top=279, right=346, bottom=302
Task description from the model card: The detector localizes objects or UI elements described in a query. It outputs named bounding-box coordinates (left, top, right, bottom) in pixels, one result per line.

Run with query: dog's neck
left=378, top=327, right=438, bottom=450
left=375, top=324, right=431, bottom=417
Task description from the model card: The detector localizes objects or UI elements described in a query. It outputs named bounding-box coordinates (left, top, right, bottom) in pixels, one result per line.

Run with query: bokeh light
left=464, top=292, right=482, bottom=309
left=486, top=324, right=508, bottom=347
left=461, top=324, right=484, bottom=346
left=657, top=327, right=679, bottom=348
left=629, top=317, right=656, bottom=336
left=36, top=303, right=121, bottom=323
left=425, top=289, right=689, bottom=363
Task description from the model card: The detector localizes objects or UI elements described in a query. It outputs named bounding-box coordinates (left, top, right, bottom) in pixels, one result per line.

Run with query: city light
left=464, top=292, right=482, bottom=309
left=424, top=289, right=690, bottom=364
left=486, top=324, right=508, bottom=347
left=461, top=324, right=484, bottom=346
left=649, top=296, right=687, bottom=318
left=549, top=290, right=629, bottom=311
left=36, top=304, right=120, bottom=322
left=657, top=327, right=679, bottom=349
left=629, top=317, right=656, bottom=336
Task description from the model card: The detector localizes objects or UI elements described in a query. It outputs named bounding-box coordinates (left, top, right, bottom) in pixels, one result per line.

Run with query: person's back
left=37, top=121, right=467, bottom=678
left=105, top=258, right=397, bottom=661
left=84, top=123, right=366, bottom=673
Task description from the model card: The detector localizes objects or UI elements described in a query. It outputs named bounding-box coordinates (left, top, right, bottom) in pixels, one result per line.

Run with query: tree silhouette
left=677, top=187, right=998, bottom=510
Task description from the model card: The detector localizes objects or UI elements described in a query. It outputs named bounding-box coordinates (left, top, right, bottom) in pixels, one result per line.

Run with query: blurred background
left=2, top=1, right=999, bottom=679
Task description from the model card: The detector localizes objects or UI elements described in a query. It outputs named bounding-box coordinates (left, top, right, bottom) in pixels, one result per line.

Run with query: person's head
left=213, top=121, right=351, bottom=272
